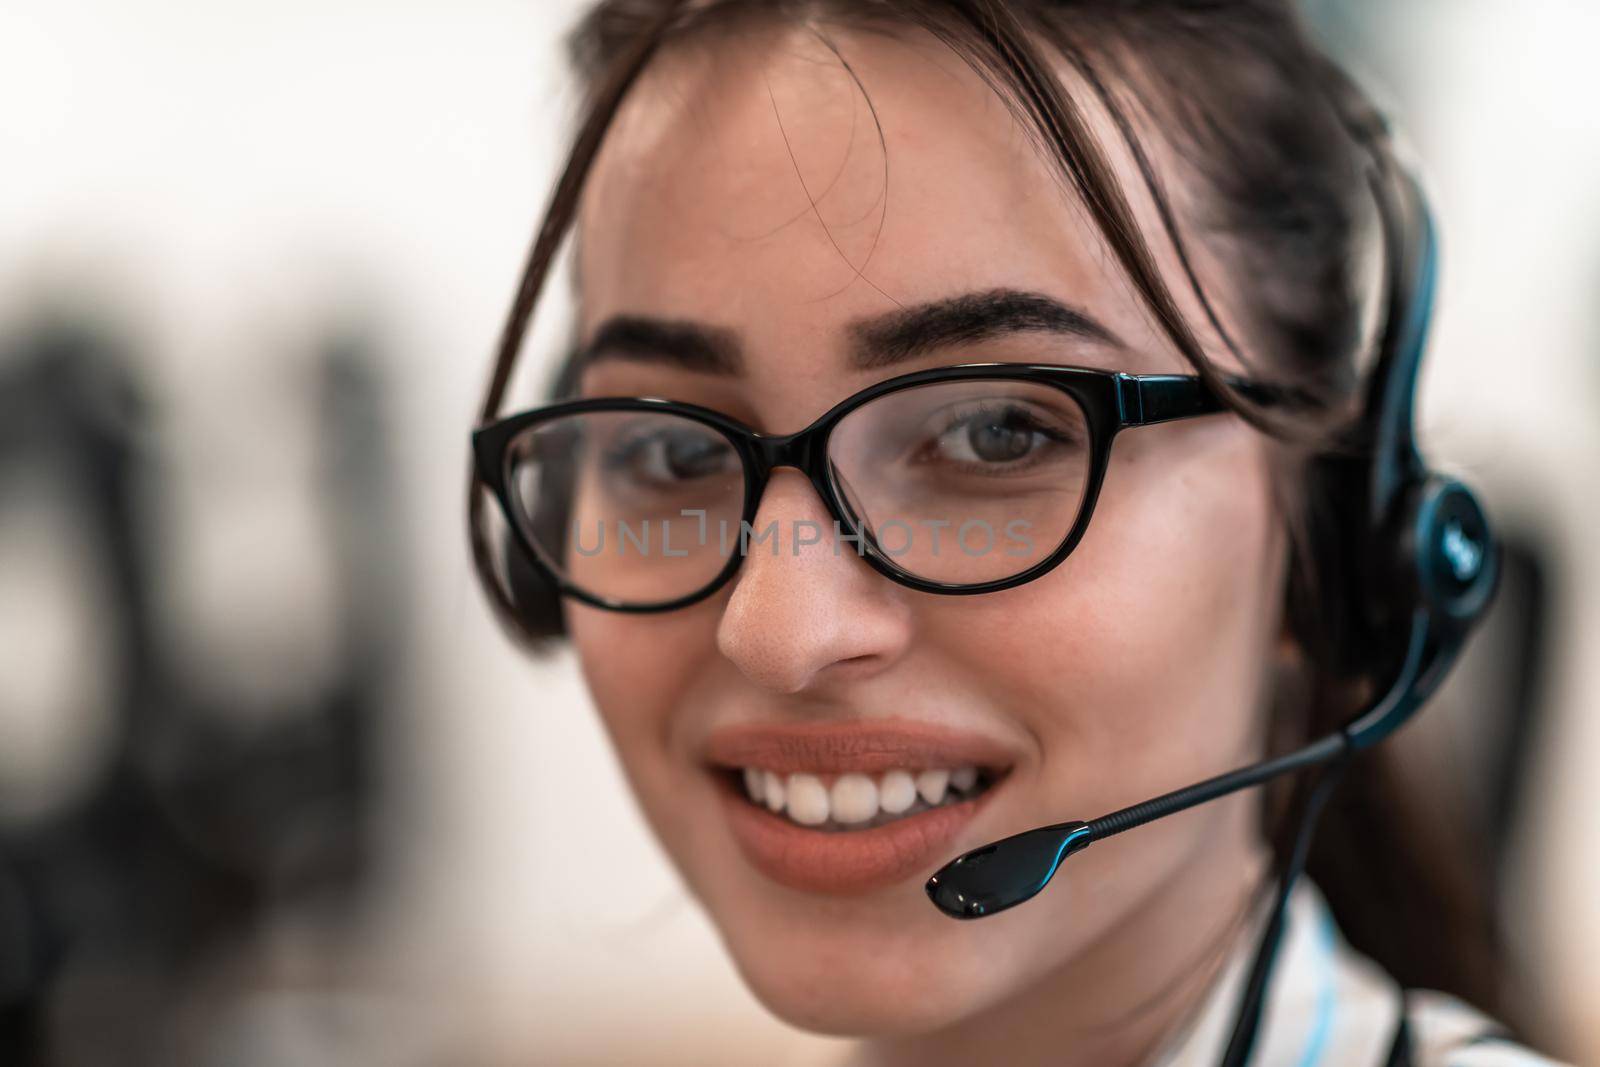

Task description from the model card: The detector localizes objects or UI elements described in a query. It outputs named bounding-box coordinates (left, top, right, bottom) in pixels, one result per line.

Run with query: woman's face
left=565, top=25, right=1290, bottom=1038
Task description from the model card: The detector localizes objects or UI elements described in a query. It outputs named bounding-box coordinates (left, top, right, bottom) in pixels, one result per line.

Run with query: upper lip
left=703, top=718, right=1019, bottom=775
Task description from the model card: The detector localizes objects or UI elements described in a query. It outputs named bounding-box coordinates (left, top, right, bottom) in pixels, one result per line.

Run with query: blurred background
left=0, top=1, right=1596, bottom=1064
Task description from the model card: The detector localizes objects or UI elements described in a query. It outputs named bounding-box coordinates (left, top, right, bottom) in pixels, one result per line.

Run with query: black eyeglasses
left=472, top=362, right=1289, bottom=613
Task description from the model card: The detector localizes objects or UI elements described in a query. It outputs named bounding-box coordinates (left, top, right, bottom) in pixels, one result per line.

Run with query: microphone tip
left=924, top=821, right=1091, bottom=920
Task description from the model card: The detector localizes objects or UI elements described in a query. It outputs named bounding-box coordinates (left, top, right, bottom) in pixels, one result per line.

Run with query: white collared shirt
left=1151, top=880, right=1568, bottom=1067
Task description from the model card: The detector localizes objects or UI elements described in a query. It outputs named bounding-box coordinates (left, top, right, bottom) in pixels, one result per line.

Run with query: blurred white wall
left=1365, top=2, right=1600, bottom=1057
left=0, top=1, right=1594, bottom=1064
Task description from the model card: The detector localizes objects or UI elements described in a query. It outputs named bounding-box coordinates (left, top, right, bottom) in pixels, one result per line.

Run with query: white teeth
left=915, top=768, right=950, bottom=806
left=878, top=769, right=917, bottom=814
left=830, top=773, right=879, bottom=824
left=737, top=765, right=994, bottom=830
left=786, top=774, right=830, bottom=826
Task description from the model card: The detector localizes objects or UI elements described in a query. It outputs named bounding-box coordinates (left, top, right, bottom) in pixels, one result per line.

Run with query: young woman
left=467, top=2, right=1567, bottom=1064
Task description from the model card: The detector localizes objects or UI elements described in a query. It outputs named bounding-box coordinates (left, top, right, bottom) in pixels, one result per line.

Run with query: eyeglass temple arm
left=1118, top=373, right=1311, bottom=427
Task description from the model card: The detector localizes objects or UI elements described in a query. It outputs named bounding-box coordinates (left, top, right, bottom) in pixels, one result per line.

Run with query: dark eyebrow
left=578, top=315, right=743, bottom=375
left=848, top=288, right=1121, bottom=370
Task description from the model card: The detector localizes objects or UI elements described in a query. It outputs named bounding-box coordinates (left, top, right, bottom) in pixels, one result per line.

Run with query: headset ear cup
left=1394, top=475, right=1500, bottom=632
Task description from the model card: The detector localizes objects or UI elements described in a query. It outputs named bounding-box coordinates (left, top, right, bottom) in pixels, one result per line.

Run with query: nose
left=716, top=471, right=913, bottom=695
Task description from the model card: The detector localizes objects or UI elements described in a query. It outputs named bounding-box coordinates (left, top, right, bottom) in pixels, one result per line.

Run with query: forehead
left=575, top=21, right=1187, bottom=377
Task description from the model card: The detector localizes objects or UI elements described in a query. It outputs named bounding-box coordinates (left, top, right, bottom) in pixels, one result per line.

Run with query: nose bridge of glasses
left=745, top=425, right=852, bottom=534
left=750, top=424, right=829, bottom=477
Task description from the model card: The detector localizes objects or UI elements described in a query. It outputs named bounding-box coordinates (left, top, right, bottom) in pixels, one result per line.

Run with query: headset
left=921, top=117, right=1501, bottom=1066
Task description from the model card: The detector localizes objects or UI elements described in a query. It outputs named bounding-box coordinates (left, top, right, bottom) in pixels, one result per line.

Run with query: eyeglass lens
left=503, top=379, right=1092, bottom=606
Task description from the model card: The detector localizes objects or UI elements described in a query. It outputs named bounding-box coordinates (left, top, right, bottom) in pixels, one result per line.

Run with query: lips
left=704, top=720, right=1017, bottom=895
left=704, top=719, right=1017, bottom=776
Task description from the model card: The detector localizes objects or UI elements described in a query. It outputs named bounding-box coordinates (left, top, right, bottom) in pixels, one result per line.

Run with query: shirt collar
left=1150, top=880, right=1404, bottom=1067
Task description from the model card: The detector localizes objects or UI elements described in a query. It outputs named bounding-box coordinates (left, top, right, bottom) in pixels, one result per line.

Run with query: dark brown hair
left=467, top=0, right=1517, bottom=1031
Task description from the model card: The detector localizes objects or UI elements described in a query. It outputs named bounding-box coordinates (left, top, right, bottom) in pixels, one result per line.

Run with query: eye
left=602, top=423, right=740, bottom=488
left=922, top=402, right=1081, bottom=471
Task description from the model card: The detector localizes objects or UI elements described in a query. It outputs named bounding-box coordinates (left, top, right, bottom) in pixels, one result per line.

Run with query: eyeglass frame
left=472, top=361, right=1293, bottom=614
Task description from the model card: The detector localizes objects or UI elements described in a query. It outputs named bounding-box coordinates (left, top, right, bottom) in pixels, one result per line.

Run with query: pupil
left=967, top=415, right=1033, bottom=462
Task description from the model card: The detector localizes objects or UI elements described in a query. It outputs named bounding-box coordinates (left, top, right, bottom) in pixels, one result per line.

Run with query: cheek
left=933, top=432, right=1284, bottom=807
left=567, top=604, right=721, bottom=837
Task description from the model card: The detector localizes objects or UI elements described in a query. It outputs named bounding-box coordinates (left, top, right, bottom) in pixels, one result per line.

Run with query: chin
left=705, top=892, right=1019, bottom=1037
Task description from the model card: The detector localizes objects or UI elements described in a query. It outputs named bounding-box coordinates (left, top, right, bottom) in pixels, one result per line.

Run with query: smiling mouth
left=719, top=765, right=1001, bottom=832
left=702, top=718, right=1019, bottom=893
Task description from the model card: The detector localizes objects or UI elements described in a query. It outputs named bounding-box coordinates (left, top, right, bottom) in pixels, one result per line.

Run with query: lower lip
left=714, top=770, right=1002, bottom=895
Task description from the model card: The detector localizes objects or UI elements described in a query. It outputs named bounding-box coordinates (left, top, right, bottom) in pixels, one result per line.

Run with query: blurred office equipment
left=0, top=314, right=401, bottom=1066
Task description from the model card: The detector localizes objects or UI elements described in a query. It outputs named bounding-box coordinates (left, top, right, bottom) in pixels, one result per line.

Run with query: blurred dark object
left=0, top=314, right=402, bottom=1066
